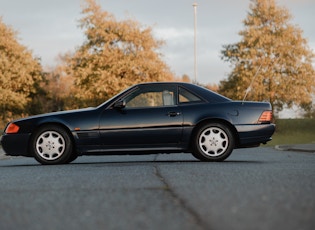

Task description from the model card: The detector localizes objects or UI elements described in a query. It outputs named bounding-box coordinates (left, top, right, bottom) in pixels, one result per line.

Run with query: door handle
left=167, top=111, right=181, bottom=117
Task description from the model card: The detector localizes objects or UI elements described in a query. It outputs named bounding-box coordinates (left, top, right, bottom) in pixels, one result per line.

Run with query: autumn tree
left=0, top=18, right=42, bottom=124
left=64, top=0, right=174, bottom=107
left=180, top=74, right=192, bottom=83
left=219, top=0, right=315, bottom=115
left=205, top=83, right=219, bottom=93
left=28, top=65, right=75, bottom=114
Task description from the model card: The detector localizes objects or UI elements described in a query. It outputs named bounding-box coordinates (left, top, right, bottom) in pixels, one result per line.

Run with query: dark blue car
left=1, top=82, right=275, bottom=165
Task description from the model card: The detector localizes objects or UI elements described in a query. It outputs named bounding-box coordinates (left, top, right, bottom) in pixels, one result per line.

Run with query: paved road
left=0, top=148, right=314, bottom=230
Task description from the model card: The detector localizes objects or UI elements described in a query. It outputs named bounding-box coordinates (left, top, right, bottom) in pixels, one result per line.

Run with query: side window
left=125, top=86, right=176, bottom=108
left=179, top=87, right=202, bottom=104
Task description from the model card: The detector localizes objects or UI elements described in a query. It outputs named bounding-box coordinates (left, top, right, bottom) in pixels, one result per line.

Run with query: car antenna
left=242, top=64, right=262, bottom=104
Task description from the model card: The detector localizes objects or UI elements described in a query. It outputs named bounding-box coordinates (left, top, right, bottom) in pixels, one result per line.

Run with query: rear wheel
left=30, top=125, right=73, bottom=165
left=192, top=123, right=235, bottom=161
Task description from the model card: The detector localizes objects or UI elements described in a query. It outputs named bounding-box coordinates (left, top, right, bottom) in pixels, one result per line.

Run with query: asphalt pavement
left=1, top=146, right=315, bottom=230
left=0, top=145, right=8, bottom=160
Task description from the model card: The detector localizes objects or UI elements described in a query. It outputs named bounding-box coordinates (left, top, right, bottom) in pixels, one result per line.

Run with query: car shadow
left=0, top=158, right=264, bottom=167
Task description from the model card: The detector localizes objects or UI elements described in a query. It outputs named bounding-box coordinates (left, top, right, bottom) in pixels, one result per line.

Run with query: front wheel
left=30, top=125, right=73, bottom=165
left=192, top=123, right=235, bottom=162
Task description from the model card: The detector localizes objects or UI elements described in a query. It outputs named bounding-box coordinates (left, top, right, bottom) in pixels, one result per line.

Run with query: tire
left=192, top=123, right=235, bottom=162
left=30, top=125, right=73, bottom=165
left=65, top=152, right=78, bottom=164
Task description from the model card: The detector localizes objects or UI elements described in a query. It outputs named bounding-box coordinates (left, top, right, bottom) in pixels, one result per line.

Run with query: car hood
left=13, top=107, right=96, bottom=122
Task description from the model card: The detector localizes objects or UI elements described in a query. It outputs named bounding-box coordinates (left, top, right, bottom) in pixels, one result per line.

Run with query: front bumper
left=0, top=133, right=32, bottom=156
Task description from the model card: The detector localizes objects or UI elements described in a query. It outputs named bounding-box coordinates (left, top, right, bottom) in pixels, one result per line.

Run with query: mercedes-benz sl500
left=1, top=82, right=275, bottom=165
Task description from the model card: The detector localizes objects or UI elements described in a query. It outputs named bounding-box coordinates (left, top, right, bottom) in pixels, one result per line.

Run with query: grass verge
left=265, top=119, right=315, bottom=146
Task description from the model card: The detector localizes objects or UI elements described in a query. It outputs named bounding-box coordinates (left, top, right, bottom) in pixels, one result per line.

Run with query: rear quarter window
left=179, top=87, right=204, bottom=104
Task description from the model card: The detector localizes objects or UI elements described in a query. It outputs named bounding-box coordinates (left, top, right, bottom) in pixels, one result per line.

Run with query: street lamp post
left=193, top=1, right=198, bottom=83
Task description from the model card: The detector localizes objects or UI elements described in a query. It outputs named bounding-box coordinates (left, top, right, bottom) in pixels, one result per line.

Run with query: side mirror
left=113, top=99, right=126, bottom=109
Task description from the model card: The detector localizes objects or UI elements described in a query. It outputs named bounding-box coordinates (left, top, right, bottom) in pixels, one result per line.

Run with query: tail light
left=5, top=123, right=20, bottom=134
left=258, top=111, right=273, bottom=123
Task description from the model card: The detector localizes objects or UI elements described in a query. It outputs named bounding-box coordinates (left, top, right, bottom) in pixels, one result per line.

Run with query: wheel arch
left=190, top=118, right=240, bottom=149
left=28, top=122, right=76, bottom=155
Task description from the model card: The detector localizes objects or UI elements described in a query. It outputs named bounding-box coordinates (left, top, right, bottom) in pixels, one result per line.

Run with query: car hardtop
left=130, top=82, right=232, bottom=103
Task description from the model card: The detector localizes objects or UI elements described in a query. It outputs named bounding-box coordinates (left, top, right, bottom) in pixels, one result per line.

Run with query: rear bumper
left=235, top=123, right=275, bottom=147
left=0, top=133, right=31, bottom=156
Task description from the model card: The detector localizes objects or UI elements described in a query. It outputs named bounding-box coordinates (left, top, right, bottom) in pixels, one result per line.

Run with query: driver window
left=125, top=86, right=176, bottom=108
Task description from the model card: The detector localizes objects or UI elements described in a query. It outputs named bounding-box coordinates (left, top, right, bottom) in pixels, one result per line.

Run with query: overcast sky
left=1, top=0, right=314, bottom=85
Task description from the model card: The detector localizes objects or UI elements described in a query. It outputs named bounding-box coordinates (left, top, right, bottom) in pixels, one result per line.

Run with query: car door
left=99, top=84, right=183, bottom=149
